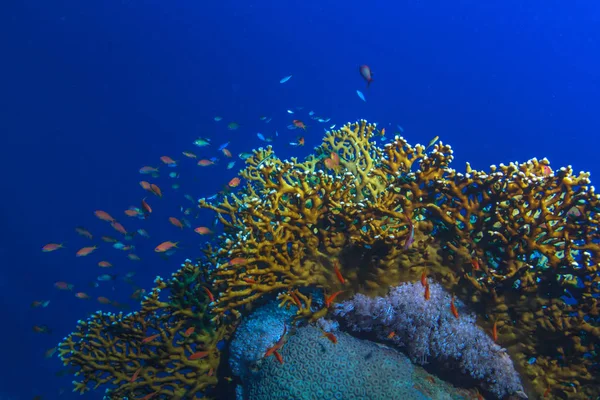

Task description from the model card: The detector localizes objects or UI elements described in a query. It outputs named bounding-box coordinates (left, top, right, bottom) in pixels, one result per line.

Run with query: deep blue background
left=1, top=0, right=599, bottom=398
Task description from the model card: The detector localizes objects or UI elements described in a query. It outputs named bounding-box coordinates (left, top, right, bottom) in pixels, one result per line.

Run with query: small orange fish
left=141, top=198, right=152, bottom=214
left=203, top=286, right=215, bottom=302
left=292, top=119, right=306, bottom=130
left=189, top=350, right=209, bottom=360
left=94, top=210, right=115, bottom=222
left=76, top=245, right=97, bottom=257
left=321, top=331, right=337, bottom=344
left=150, top=183, right=162, bottom=197
left=97, top=296, right=111, bottom=304
left=75, top=292, right=90, bottom=299
left=42, top=243, right=64, bottom=252
left=542, top=165, right=552, bottom=176
left=182, top=151, right=197, bottom=158
left=543, top=386, right=551, bottom=397
left=471, top=258, right=480, bottom=270
left=140, top=180, right=152, bottom=191
left=169, top=217, right=184, bottom=229
left=160, top=155, right=176, bottom=165
left=243, top=278, right=257, bottom=284
left=222, top=148, right=232, bottom=158
left=194, top=226, right=212, bottom=235
left=184, top=327, right=195, bottom=337
left=228, top=257, right=246, bottom=265
left=265, top=325, right=287, bottom=357
left=325, top=290, right=344, bottom=307
left=290, top=291, right=302, bottom=307
left=140, top=391, right=159, bottom=400
left=424, top=283, right=430, bottom=300
left=75, top=227, right=93, bottom=239
left=274, top=350, right=283, bottom=364
left=197, top=159, right=214, bottom=167
left=420, top=271, right=427, bottom=287
left=141, top=333, right=160, bottom=344
left=228, top=177, right=241, bottom=188
left=54, top=281, right=73, bottom=290
left=297, top=136, right=305, bottom=146
left=124, top=209, right=139, bottom=217
left=130, top=367, right=141, bottom=383
left=154, top=241, right=178, bottom=252
left=387, top=331, right=396, bottom=339
left=492, top=321, right=498, bottom=342
left=450, top=296, right=459, bottom=319
left=111, top=221, right=127, bottom=235
left=333, top=261, right=345, bottom=284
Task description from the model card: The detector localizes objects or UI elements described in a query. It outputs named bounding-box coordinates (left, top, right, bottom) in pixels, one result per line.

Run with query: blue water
left=1, top=1, right=599, bottom=398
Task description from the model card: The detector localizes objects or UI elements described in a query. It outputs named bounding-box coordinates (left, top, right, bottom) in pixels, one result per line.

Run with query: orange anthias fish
left=228, top=177, right=241, bottom=188
left=42, top=243, right=64, bottom=252
left=169, top=217, right=184, bottom=229
left=141, top=333, right=160, bottom=344
left=202, top=286, right=215, bottom=302
left=450, top=296, right=459, bottom=319
left=94, top=210, right=115, bottom=222
left=359, top=64, right=373, bottom=87
left=325, top=291, right=344, bottom=307
left=273, top=350, right=283, bottom=364
left=321, top=331, right=337, bottom=344
left=141, top=198, right=152, bottom=214
left=111, top=221, right=127, bottom=235
left=420, top=271, right=427, bottom=287
left=76, top=246, right=97, bottom=257
left=154, top=241, right=178, bottom=252
left=75, top=227, right=93, bottom=239
left=492, top=321, right=498, bottom=342
left=197, top=159, right=215, bottom=167
left=424, top=283, right=430, bottom=301
left=54, top=281, right=73, bottom=290
left=189, top=350, right=210, bottom=360
left=150, top=183, right=162, bottom=197
left=222, top=148, right=232, bottom=158
left=471, top=258, right=480, bottom=271
left=292, top=119, right=306, bottom=130
left=387, top=331, right=396, bottom=339
left=130, top=367, right=142, bottom=383
left=265, top=325, right=287, bottom=357
left=333, top=261, right=345, bottom=284
left=228, top=257, right=246, bottom=265
left=160, top=156, right=176, bottom=166
left=184, top=327, right=195, bottom=337
left=194, top=226, right=212, bottom=235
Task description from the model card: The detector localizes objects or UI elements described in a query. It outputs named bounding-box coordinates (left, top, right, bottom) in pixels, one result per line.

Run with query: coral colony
left=58, top=121, right=599, bottom=399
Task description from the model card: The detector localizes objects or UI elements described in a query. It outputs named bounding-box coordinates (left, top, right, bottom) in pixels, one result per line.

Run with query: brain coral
left=236, top=323, right=472, bottom=400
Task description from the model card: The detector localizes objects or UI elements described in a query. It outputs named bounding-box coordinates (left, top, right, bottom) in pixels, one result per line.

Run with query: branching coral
left=57, top=261, right=230, bottom=399
left=197, top=120, right=600, bottom=398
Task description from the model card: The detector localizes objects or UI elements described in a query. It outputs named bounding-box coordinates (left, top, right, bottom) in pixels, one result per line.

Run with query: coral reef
left=334, top=281, right=524, bottom=398
left=57, top=261, right=229, bottom=399
left=58, top=120, right=600, bottom=398
left=197, top=120, right=599, bottom=398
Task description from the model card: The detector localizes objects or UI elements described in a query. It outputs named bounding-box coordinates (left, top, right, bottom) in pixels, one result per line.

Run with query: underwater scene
left=2, top=1, right=600, bottom=400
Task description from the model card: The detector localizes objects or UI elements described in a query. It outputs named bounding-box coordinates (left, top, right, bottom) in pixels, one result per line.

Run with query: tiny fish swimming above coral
left=57, top=120, right=600, bottom=399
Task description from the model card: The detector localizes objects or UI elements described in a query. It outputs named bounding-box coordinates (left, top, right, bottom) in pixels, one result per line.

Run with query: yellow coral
left=197, top=120, right=600, bottom=398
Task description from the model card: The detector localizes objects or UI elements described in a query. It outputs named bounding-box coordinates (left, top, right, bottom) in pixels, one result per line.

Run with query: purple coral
left=333, top=281, right=525, bottom=399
